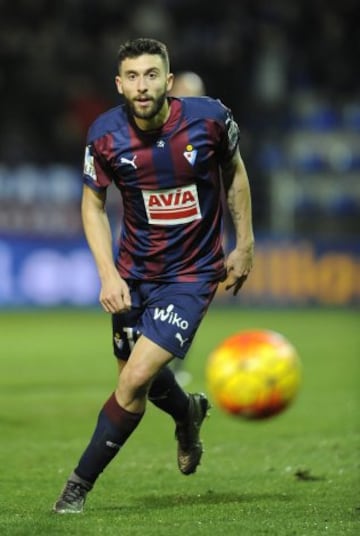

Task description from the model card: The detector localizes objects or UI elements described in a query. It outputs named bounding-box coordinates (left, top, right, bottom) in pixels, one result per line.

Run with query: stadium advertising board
left=0, top=237, right=358, bottom=307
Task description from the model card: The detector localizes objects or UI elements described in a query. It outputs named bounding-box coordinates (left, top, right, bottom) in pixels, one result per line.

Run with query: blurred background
left=0, top=0, right=359, bottom=308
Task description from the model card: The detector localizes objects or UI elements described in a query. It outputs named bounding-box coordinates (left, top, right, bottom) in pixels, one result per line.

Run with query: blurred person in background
left=53, top=37, right=254, bottom=514
left=169, top=70, right=206, bottom=98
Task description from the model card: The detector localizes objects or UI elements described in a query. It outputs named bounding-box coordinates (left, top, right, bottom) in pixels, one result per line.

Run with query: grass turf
left=0, top=307, right=359, bottom=535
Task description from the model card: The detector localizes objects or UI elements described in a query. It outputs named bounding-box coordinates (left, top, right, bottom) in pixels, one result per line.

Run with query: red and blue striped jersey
left=82, top=96, right=240, bottom=283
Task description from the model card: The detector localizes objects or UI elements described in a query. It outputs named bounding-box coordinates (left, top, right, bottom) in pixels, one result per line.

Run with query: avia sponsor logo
left=142, top=184, right=201, bottom=225
left=153, top=304, right=189, bottom=330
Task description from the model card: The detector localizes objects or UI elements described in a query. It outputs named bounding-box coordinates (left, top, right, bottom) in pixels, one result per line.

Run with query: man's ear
left=115, top=75, right=123, bottom=95
left=166, top=73, right=174, bottom=93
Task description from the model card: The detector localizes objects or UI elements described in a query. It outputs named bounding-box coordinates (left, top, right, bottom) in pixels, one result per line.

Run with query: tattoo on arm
left=227, top=183, right=242, bottom=224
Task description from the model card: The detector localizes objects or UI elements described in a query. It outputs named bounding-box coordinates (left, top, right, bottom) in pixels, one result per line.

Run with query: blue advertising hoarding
left=0, top=235, right=358, bottom=307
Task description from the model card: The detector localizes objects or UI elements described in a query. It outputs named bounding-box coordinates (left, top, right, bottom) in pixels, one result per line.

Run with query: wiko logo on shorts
left=153, top=304, right=189, bottom=330
left=142, top=184, right=201, bottom=225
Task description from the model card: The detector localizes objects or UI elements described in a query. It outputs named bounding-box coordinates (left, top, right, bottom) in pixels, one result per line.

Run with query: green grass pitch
left=0, top=307, right=359, bottom=535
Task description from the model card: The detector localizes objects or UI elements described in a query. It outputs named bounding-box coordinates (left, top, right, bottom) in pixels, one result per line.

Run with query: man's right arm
left=81, top=185, right=131, bottom=313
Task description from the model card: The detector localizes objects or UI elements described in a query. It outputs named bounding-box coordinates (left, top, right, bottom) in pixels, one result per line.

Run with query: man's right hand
left=99, top=272, right=131, bottom=313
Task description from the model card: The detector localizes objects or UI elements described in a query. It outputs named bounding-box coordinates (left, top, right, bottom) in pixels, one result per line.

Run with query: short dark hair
left=117, top=38, right=170, bottom=72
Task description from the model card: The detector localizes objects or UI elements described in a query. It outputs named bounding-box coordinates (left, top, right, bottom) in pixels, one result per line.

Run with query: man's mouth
left=136, top=97, right=152, bottom=104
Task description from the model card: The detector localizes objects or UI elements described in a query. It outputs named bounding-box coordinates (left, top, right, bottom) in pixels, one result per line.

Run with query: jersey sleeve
left=216, top=100, right=241, bottom=163
left=82, top=142, right=113, bottom=191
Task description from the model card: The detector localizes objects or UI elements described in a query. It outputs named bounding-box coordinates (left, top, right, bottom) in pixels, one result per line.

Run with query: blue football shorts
left=112, top=279, right=218, bottom=360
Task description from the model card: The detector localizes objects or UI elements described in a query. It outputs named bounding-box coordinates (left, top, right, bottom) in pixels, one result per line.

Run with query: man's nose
left=137, top=76, right=148, bottom=92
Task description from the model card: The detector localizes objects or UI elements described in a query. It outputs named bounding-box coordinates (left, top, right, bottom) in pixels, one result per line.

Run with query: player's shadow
left=99, top=490, right=293, bottom=512
left=138, top=490, right=293, bottom=508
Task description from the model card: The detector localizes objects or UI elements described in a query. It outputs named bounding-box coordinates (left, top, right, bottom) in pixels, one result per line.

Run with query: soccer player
left=53, top=37, right=254, bottom=514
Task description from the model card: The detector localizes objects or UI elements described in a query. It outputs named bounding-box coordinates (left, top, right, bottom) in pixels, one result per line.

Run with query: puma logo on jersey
left=120, top=155, right=137, bottom=169
left=142, top=184, right=201, bottom=225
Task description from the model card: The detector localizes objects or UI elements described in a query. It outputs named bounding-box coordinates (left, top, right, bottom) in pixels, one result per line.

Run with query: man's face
left=115, top=54, right=173, bottom=122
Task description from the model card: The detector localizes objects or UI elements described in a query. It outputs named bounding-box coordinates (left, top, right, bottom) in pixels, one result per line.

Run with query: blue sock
left=148, top=366, right=189, bottom=422
left=74, top=393, right=143, bottom=483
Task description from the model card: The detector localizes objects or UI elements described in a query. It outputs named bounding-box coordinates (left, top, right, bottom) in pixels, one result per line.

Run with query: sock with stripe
left=74, top=392, right=143, bottom=484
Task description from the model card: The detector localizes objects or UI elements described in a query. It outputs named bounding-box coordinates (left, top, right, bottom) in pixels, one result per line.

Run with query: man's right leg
left=53, top=336, right=173, bottom=514
left=53, top=391, right=144, bottom=514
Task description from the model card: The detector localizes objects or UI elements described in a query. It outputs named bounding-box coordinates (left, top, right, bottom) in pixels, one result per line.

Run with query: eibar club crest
left=183, top=144, right=197, bottom=166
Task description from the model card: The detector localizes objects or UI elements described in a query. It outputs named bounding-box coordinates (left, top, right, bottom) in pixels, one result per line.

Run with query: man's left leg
left=148, top=365, right=211, bottom=475
left=141, top=280, right=216, bottom=476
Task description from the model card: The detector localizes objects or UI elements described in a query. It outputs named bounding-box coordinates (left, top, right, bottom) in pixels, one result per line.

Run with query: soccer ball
left=205, top=330, right=302, bottom=419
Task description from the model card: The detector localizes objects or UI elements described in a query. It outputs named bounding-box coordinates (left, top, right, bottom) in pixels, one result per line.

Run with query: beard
left=124, top=91, right=167, bottom=121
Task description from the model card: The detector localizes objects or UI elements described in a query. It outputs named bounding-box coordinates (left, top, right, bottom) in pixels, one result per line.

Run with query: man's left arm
left=221, top=147, right=255, bottom=295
